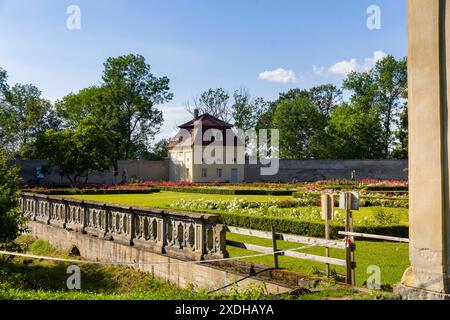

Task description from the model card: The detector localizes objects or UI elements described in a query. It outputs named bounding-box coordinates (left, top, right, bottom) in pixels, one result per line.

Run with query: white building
left=167, top=112, right=245, bottom=183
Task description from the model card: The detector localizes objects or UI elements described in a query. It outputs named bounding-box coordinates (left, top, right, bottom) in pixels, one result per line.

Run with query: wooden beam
left=227, top=226, right=346, bottom=249
left=284, top=251, right=347, bottom=266
left=338, top=231, right=410, bottom=243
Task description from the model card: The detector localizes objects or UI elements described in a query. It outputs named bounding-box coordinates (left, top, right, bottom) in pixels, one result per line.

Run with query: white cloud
left=315, top=50, right=388, bottom=77
left=329, top=58, right=360, bottom=76
left=258, top=68, right=297, bottom=83
left=364, top=50, right=388, bottom=68
left=312, top=65, right=326, bottom=77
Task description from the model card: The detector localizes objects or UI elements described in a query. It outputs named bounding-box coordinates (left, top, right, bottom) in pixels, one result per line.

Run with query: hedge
left=218, top=212, right=409, bottom=239
left=293, top=192, right=409, bottom=208
left=156, top=186, right=295, bottom=196
left=22, top=188, right=161, bottom=196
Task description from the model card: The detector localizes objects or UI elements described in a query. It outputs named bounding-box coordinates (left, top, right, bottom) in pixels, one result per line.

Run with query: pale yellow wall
left=169, top=145, right=245, bottom=182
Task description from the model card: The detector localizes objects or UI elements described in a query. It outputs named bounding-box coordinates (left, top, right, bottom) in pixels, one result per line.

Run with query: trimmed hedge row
left=316, top=185, right=408, bottom=192
left=293, top=192, right=409, bottom=208
left=218, top=212, right=409, bottom=239
left=156, top=186, right=295, bottom=196
left=22, top=188, right=161, bottom=195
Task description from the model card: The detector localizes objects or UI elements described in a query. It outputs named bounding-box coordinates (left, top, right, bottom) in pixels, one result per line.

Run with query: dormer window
left=178, top=136, right=183, bottom=142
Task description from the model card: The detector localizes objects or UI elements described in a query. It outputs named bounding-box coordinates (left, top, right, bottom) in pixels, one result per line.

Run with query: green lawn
left=65, top=192, right=409, bottom=225
left=65, top=191, right=292, bottom=207
left=226, top=233, right=409, bottom=287
left=1, top=238, right=389, bottom=300
left=63, top=192, right=410, bottom=288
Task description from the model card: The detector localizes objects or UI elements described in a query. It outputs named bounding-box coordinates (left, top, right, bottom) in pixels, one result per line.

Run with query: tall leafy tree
left=256, top=84, right=342, bottom=131
left=36, top=118, right=115, bottom=184
left=319, top=103, right=384, bottom=159
left=272, top=97, right=326, bottom=159
left=186, top=88, right=232, bottom=123
left=308, top=84, right=343, bottom=118
left=232, top=88, right=268, bottom=131
left=343, top=55, right=407, bottom=158
left=0, top=147, right=26, bottom=249
left=102, top=54, right=172, bottom=160
left=0, top=82, right=59, bottom=158
left=391, top=107, right=408, bottom=159
left=57, top=54, right=173, bottom=161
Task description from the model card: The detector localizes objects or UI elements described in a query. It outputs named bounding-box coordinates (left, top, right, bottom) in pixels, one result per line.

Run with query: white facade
left=167, top=113, right=245, bottom=183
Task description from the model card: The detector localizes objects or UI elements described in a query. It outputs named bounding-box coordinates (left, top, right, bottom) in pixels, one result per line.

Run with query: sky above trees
left=0, top=0, right=407, bottom=139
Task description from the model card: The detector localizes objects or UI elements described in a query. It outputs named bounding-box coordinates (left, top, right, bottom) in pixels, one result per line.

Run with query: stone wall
left=244, top=160, right=408, bottom=182
left=28, top=221, right=291, bottom=293
left=22, top=192, right=292, bottom=293
left=11, top=158, right=408, bottom=184
left=10, top=159, right=169, bottom=185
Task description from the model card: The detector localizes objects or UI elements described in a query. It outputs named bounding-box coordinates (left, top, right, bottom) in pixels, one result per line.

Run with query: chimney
left=194, top=109, right=199, bottom=119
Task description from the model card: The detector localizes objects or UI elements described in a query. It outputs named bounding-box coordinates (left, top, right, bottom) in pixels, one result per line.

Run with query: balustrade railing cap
left=22, top=192, right=221, bottom=223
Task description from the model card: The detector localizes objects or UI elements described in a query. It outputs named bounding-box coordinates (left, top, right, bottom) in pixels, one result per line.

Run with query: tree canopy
left=0, top=147, right=26, bottom=249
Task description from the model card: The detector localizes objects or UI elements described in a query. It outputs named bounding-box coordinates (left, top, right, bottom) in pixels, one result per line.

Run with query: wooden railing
left=20, top=193, right=227, bottom=261
left=226, top=226, right=354, bottom=282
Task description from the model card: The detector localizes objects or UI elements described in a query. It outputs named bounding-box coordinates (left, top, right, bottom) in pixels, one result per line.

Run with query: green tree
left=148, top=138, right=170, bottom=160
left=232, top=88, right=268, bottom=131
left=343, top=55, right=407, bottom=158
left=186, top=88, right=232, bottom=122
left=0, top=147, right=26, bottom=249
left=36, top=118, right=115, bottom=184
left=0, top=81, right=59, bottom=157
left=256, top=84, right=341, bottom=131
left=308, top=84, right=343, bottom=118
left=319, top=103, right=384, bottom=159
left=391, top=107, right=408, bottom=159
left=56, top=54, right=172, bottom=161
left=272, top=97, right=326, bottom=159
left=102, top=54, right=172, bottom=160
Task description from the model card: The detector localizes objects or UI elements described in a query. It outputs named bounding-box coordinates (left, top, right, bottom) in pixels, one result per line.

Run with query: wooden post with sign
left=340, top=192, right=357, bottom=286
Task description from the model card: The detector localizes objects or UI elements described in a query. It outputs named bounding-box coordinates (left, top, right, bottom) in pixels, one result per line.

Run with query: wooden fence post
left=271, top=226, right=279, bottom=268
left=344, top=192, right=356, bottom=286
left=321, top=193, right=333, bottom=277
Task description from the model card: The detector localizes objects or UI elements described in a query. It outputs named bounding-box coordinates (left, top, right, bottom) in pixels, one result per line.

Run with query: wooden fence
left=226, top=191, right=359, bottom=285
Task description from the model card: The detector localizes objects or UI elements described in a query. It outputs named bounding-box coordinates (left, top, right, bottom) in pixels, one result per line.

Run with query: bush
left=0, top=148, right=27, bottom=249
left=372, top=209, right=401, bottom=225
left=158, top=186, right=294, bottom=196
left=23, top=188, right=161, bottom=196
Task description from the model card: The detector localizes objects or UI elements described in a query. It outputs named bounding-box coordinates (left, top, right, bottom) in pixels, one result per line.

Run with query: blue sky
left=0, top=0, right=407, bottom=141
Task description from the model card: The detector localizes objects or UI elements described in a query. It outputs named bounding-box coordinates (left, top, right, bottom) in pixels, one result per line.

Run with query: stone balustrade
left=20, top=193, right=227, bottom=261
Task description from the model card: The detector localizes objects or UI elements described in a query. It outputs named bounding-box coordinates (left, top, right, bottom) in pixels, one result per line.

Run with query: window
left=186, top=168, right=190, bottom=178
left=216, top=168, right=222, bottom=178
left=201, top=168, right=207, bottom=178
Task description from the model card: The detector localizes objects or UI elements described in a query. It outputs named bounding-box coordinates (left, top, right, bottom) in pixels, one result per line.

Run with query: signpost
left=339, top=192, right=357, bottom=286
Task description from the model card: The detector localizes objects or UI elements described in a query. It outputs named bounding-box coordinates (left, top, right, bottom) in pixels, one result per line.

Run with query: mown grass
left=65, top=192, right=409, bottom=224
left=0, top=238, right=394, bottom=300
left=227, top=233, right=409, bottom=287
left=61, top=193, right=409, bottom=291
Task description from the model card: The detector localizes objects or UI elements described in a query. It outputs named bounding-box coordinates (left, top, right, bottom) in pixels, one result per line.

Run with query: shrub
left=0, top=148, right=27, bottom=249
left=373, top=209, right=401, bottom=225
left=24, top=188, right=161, bottom=196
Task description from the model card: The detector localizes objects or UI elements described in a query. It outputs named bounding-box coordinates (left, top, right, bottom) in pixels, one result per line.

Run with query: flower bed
left=24, top=186, right=161, bottom=195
